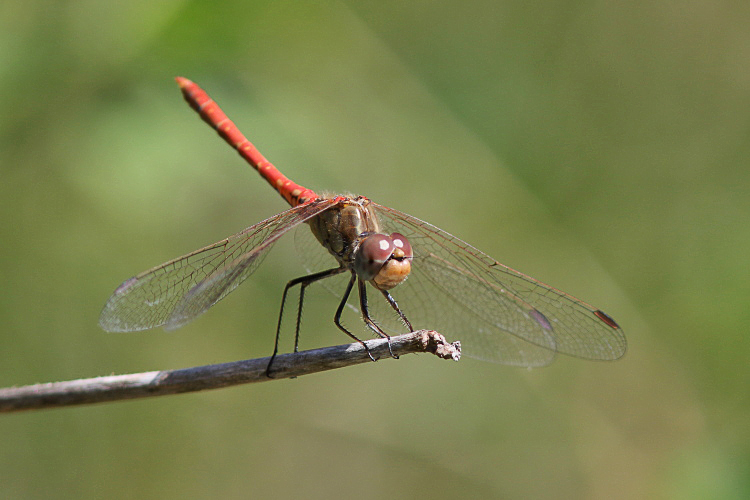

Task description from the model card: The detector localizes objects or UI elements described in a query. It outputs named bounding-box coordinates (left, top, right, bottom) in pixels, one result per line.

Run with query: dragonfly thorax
left=308, top=196, right=379, bottom=261
left=308, top=196, right=412, bottom=289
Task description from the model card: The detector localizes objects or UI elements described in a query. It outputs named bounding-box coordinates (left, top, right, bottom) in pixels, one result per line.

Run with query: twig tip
left=419, top=330, right=462, bottom=361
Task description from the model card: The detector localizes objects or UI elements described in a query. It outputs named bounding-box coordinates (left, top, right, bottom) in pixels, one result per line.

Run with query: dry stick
left=0, top=331, right=460, bottom=413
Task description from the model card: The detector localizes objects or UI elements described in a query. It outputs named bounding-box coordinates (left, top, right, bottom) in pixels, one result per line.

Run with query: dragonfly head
left=354, top=232, right=412, bottom=290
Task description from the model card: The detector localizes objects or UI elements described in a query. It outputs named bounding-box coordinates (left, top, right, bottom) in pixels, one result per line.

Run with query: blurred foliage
left=1, top=0, right=749, bottom=498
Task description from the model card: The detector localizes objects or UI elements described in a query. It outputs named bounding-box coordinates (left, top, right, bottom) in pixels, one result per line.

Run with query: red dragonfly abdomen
left=175, top=77, right=318, bottom=208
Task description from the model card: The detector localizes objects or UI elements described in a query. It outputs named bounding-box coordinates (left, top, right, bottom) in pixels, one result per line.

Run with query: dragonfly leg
left=378, top=289, right=413, bottom=332
left=293, top=284, right=307, bottom=354
left=358, top=279, right=398, bottom=359
left=334, top=273, right=377, bottom=362
left=267, top=266, right=346, bottom=377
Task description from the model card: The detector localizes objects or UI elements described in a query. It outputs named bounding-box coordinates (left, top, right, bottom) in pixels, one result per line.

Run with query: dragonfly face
left=354, top=232, right=412, bottom=290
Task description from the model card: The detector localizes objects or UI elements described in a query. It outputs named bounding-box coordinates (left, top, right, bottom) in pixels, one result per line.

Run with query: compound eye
left=390, top=232, right=412, bottom=259
left=354, top=234, right=394, bottom=281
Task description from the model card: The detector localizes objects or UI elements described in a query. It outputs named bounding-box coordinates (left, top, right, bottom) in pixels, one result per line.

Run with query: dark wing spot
left=594, top=310, right=620, bottom=329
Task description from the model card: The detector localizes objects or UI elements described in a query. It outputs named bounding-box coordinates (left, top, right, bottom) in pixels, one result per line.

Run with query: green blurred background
left=1, top=1, right=748, bottom=498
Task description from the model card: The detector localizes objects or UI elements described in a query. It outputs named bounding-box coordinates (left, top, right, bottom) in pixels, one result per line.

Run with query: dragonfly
left=99, top=77, right=626, bottom=369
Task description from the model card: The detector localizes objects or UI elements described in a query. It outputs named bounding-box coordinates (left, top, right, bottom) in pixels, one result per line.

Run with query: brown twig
left=0, top=331, right=460, bottom=413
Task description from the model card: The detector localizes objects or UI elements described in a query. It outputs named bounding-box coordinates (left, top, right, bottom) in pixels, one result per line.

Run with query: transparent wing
left=99, top=199, right=338, bottom=332
left=369, top=203, right=626, bottom=366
